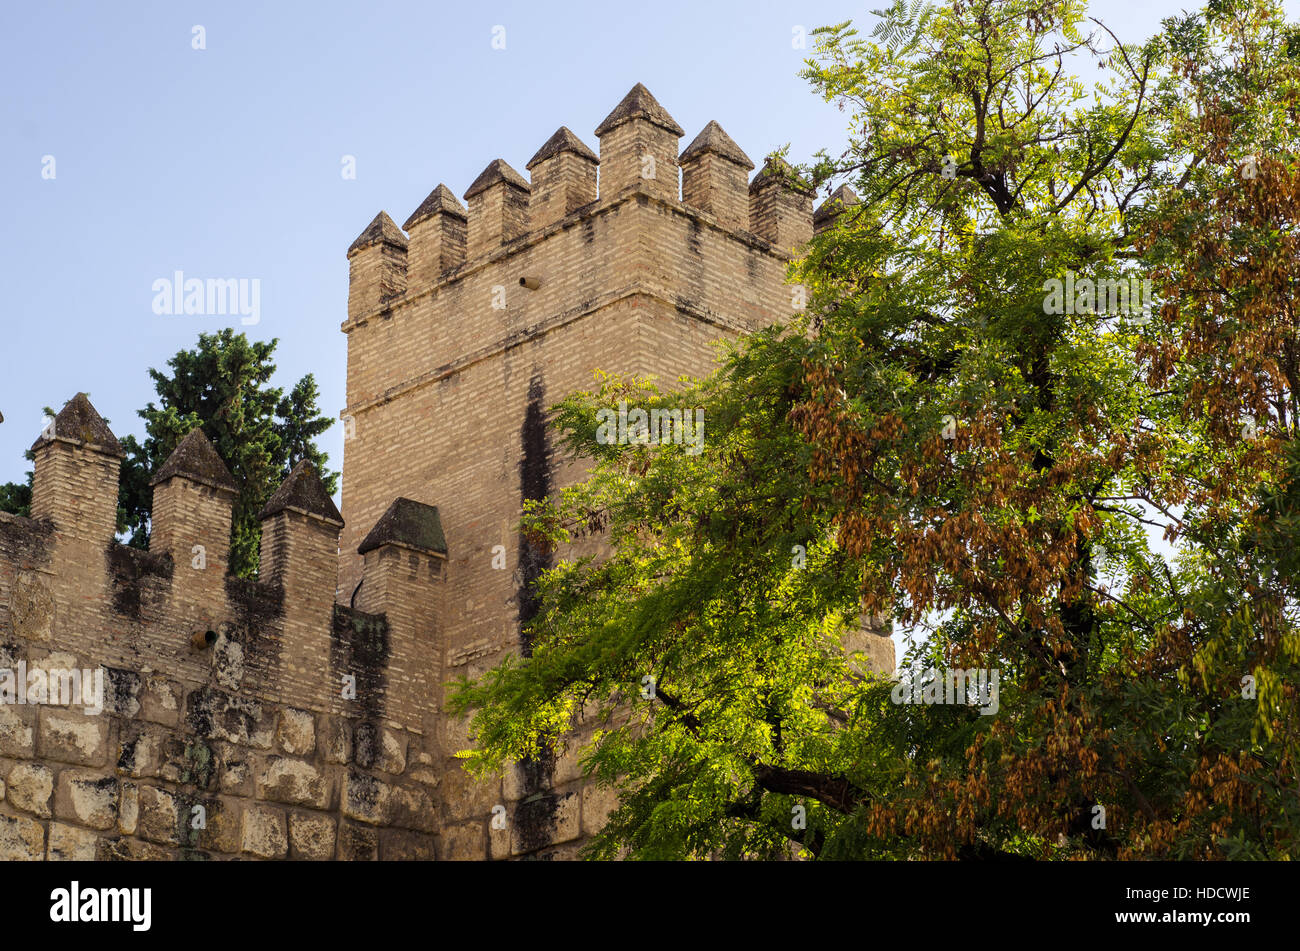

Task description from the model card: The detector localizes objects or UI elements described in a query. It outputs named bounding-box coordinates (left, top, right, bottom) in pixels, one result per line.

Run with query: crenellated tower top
left=342, top=82, right=823, bottom=322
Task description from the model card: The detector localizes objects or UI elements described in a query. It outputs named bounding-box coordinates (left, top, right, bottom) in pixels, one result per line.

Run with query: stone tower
left=337, top=83, right=888, bottom=856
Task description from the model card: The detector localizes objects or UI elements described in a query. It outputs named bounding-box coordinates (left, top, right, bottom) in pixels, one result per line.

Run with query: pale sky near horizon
left=3, top=1, right=1295, bottom=661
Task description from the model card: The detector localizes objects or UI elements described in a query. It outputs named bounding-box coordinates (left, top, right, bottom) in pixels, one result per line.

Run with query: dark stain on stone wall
left=687, top=217, right=703, bottom=256
left=224, top=575, right=285, bottom=682
left=331, top=604, right=390, bottom=721
left=106, top=543, right=172, bottom=619
left=352, top=721, right=379, bottom=769
left=184, top=686, right=266, bottom=744
left=517, top=371, right=553, bottom=656
left=514, top=370, right=558, bottom=845
left=0, top=513, right=53, bottom=566
left=102, top=666, right=142, bottom=716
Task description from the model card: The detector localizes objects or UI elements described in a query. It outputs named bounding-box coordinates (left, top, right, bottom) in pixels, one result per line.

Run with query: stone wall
left=0, top=399, right=453, bottom=860
left=0, top=632, right=440, bottom=861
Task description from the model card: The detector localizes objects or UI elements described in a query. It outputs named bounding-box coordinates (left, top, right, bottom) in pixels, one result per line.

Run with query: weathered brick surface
left=241, top=805, right=288, bottom=859
left=289, top=812, right=336, bottom=860
left=47, top=821, right=98, bottom=860
left=337, top=820, right=378, bottom=861
left=6, top=763, right=53, bottom=817
left=54, top=770, right=118, bottom=830
left=0, top=812, right=45, bottom=860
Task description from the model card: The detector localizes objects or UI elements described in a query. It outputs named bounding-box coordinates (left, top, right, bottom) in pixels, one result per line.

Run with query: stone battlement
left=0, top=83, right=876, bottom=861
left=1, top=393, right=441, bottom=732
left=343, top=84, right=821, bottom=332
left=0, top=394, right=448, bottom=860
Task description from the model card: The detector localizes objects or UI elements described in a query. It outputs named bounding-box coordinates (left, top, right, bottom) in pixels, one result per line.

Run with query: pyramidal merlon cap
left=463, top=159, right=530, bottom=200
left=347, top=211, right=408, bottom=257
left=750, top=156, right=815, bottom=195
left=151, top=428, right=237, bottom=491
left=358, top=497, right=447, bottom=557
left=814, top=184, right=861, bottom=225
left=31, top=392, right=124, bottom=457
left=679, top=120, right=754, bottom=169
left=403, top=184, right=467, bottom=231
left=259, top=459, right=343, bottom=526
left=594, top=83, right=684, bottom=137
left=526, top=127, right=598, bottom=170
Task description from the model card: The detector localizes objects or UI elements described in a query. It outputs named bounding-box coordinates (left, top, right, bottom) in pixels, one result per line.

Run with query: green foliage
left=0, top=473, right=32, bottom=518
left=116, top=329, right=338, bottom=578
left=453, top=0, right=1300, bottom=861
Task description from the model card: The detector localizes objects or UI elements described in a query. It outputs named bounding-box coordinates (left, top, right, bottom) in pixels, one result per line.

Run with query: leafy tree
left=451, top=0, right=1300, bottom=859
left=1, top=333, right=337, bottom=580
left=0, top=474, right=31, bottom=518
left=1129, top=0, right=1300, bottom=852
left=117, top=329, right=338, bottom=578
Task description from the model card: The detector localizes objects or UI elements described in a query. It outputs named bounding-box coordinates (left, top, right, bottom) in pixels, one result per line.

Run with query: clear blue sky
left=2, top=0, right=1291, bottom=492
